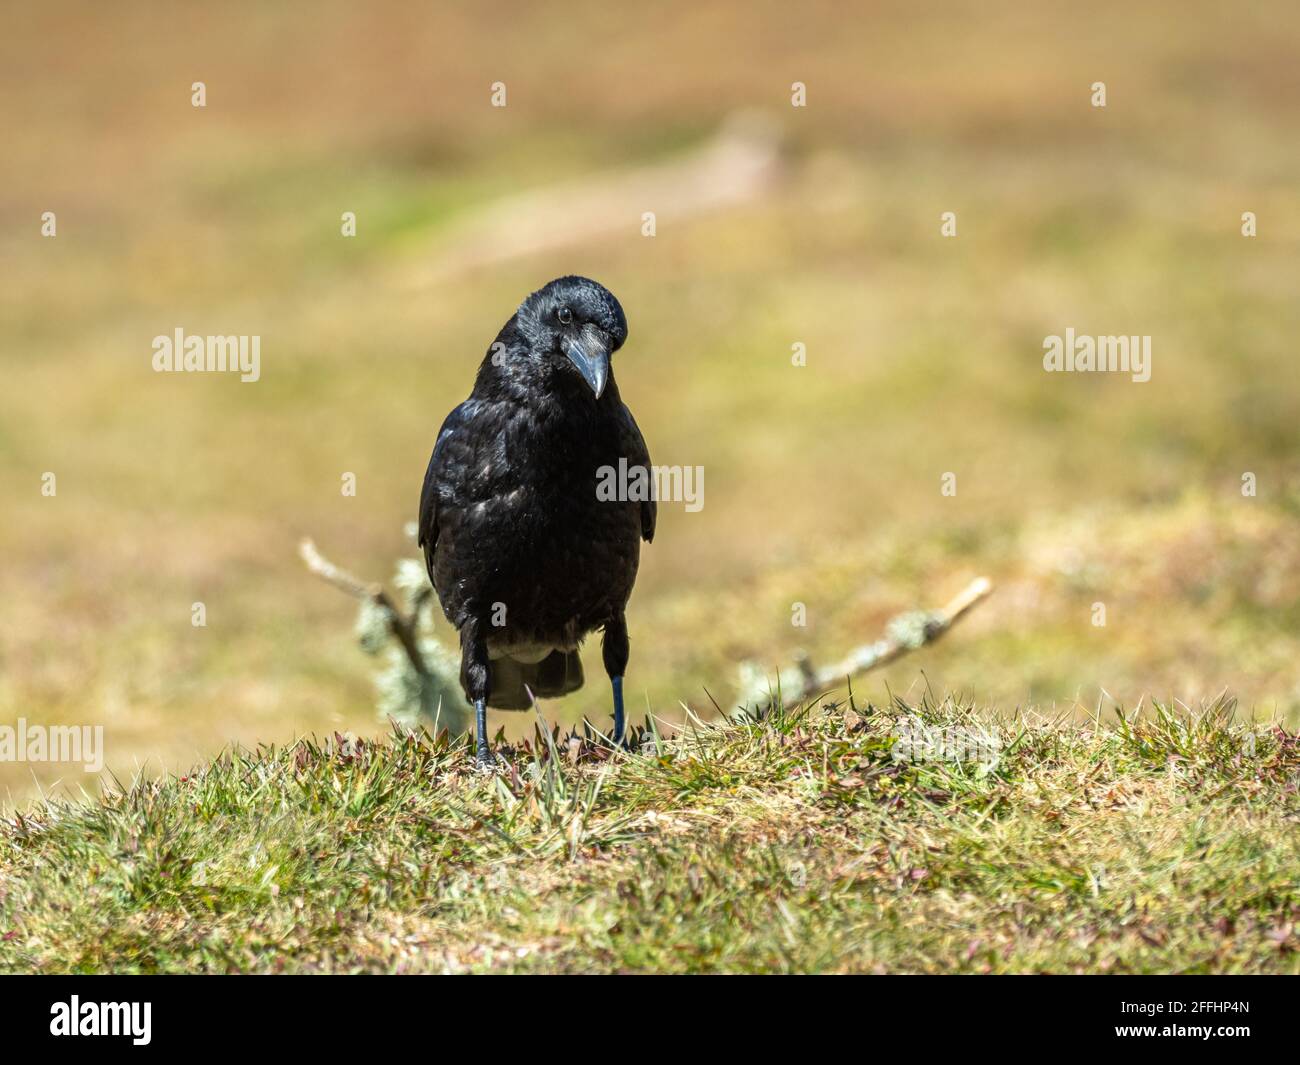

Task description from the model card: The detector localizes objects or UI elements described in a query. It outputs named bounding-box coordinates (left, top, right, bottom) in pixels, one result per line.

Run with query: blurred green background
left=2, top=1, right=1298, bottom=805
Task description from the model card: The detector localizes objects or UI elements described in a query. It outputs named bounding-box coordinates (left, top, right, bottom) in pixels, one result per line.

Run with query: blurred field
left=2, top=1, right=1299, bottom=806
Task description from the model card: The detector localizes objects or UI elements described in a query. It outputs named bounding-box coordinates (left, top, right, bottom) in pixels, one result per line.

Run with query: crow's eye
left=557, top=307, right=573, bottom=325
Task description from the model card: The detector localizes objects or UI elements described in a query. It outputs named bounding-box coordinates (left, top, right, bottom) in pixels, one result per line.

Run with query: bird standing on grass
left=418, top=276, right=655, bottom=765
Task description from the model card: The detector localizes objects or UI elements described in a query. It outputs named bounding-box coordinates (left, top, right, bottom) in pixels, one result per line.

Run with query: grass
left=3, top=694, right=1297, bottom=973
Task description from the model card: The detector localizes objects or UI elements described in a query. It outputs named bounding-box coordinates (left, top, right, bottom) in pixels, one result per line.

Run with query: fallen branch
left=299, top=538, right=430, bottom=678
left=760, top=577, right=994, bottom=704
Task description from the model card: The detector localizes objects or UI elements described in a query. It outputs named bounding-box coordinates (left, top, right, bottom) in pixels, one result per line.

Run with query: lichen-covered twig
left=299, top=538, right=430, bottom=678
left=802, top=577, right=992, bottom=697
left=740, top=577, right=994, bottom=706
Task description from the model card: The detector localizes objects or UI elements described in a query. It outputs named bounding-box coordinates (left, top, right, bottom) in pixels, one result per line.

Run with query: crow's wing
left=619, top=404, right=656, bottom=543
left=417, top=401, right=475, bottom=573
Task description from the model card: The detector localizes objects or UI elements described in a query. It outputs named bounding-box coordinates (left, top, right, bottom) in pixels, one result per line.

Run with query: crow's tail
left=487, top=650, right=584, bottom=710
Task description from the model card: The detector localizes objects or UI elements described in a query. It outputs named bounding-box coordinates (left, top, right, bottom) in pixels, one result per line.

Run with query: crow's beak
left=563, top=326, right=610, bottom=399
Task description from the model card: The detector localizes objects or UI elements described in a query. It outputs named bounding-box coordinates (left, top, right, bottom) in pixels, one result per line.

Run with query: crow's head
left=515, top=276, right=628, bottom=399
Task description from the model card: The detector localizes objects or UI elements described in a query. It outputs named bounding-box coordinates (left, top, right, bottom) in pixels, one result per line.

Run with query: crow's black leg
left=611, top=675, right=626, bottom=746
left=459, top=620, right=493, bottom=766
left=474, top=697, right=489, bottom=764
left=602, top=613, right=630, bottom=747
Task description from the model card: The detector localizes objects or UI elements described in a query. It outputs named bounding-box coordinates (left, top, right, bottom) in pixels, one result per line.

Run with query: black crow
left=418, top=276, right=655, bottom=764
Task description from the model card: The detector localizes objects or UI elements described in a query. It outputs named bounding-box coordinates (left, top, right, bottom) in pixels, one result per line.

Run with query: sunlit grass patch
left=2, top=694, right=1296, bottom=973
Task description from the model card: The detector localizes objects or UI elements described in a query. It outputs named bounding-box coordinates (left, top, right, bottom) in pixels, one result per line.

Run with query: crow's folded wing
left=619, top=405, right=657, bottom=543
left=418, top=401, right=475, bottom=572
